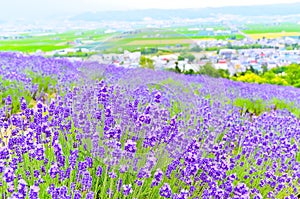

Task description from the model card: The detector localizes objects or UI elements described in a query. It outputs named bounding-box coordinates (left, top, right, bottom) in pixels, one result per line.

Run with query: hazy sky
left=1, top=0, right=300, bottom=20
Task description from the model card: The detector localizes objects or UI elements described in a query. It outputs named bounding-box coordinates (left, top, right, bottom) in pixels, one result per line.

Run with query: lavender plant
left=0, top=52, right=300, bottom=199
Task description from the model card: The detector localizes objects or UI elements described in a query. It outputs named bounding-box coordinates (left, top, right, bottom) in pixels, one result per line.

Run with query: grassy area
left=0, top=30, right=114, bottom=52
left=0, top=25, right=244, bottom=53
left=100, top=34, right=244, bottom=53
left=233, top=97, right=300, bottom=117
left=0, top=71, right=57, bottom=113
left=0, top=45, right=70, bottom=52
left=102, top=45, right=188, bottom=54
left=244, top=22, right=300, bottom=34
left=114, top=35, right=244, bottom=41
left=53, top=51, right=98, bottom=58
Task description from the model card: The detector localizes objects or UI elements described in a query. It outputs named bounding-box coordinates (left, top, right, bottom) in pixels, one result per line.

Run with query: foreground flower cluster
left=0, top=53, right=300, bottom=199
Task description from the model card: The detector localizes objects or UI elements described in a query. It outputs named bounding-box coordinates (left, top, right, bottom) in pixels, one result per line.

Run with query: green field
left=97, top=29, right=245, bottom=53
left=243, top=22, right=300, bottom=34
left=0, top=45, right=70, bottom=52
left=1, top=22, right=299, bottom=54
left=0, top=30, right=114, bottom=53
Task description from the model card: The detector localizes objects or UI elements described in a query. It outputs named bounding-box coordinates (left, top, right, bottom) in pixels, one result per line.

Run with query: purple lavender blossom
left=160, top=183, right=172, bottom=198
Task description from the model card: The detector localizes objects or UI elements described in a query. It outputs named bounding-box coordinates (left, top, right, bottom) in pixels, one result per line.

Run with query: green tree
left=198, top=62, right=220, bottom=78
left=186, top=54, right=196, bottom=62
left=262, top=71, right=276, bottom=81
left=178, top=55, right=185, bottom=61
left=270, top=66, right=286, bottom=74
left=184, top=69, right=195, bottom=75
left=249, top=65, right=259, bottom=75
left=218, top=69, right=230, bottom=78
left=191, top=46, right=202, bottom=52
left=227, top=41, right=233, bottom=49
left=140, top=56, right=154, bottom=70
left=262, top=65, right=268, bottom=74
left=175, top=61, right=181, bottom=73
left=178, top=53, right=196, bottom=62
left=283, top=63, right=300, bottom=85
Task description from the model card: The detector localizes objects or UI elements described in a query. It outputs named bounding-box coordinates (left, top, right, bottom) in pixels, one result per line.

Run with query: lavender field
left=1, top=52, right=300, bottom=199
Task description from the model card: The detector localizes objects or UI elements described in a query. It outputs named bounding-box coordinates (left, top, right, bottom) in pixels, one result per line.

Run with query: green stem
left=135, top=182, right=145, bottom=199
left=100, top=167, right=108, bottom=198
left=94, top=176, right=100, bottom=199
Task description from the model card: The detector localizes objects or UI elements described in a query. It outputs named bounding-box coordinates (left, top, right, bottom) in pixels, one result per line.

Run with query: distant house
left=279, top=50, right=300, bottom=56
left=214, top=60, right=228, bottom=70
left=251, top=64, right=263, bottom=72
left=219, top=49, right=236, bottom=59
left=267, top=62, right=277, bottom=69
left=74, top=39, right=82, bottom=45
left=123, top=51, right=141, bottom=63
left=158, top=54, right=178, bottom=61
left=218, top=59, right=227, bottom=64
left=199, top=60, right=209, bottom=66
left=80, top=48, right=90, bottom=53
left=250, top=60, right=258, bottom=65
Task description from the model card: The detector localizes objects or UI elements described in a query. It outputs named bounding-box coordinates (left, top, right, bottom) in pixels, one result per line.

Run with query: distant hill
left=71, top=2, right=300, bottom=22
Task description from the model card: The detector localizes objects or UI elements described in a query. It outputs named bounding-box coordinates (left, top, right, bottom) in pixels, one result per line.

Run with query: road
left=225, top=22, right=254, bottom=41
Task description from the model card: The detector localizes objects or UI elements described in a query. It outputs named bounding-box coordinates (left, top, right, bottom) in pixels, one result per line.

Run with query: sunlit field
left=248, top=32, right=300, bottom=39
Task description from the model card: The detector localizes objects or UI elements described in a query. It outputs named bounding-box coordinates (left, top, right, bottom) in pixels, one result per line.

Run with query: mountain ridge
left=70, top=2, right=300, bottom=21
